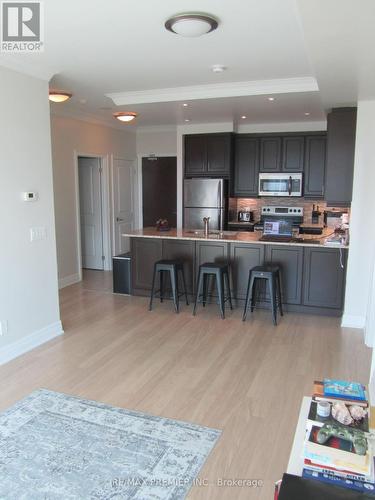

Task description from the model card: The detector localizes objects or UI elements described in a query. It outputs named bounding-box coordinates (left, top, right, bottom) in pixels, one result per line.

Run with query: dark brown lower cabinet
left=230, top=243, right=264, bottom=299
left=195, top=241, right=229, bottom=300
left=131, top=238, right=162, bottom=293
left=195, top=241, right=229, bottom=267
left=162, top=239, right=195, bottom=294
left=265, top=245, right=303, bottom=305
left=130, top=238, right=347, bottom=314
left=303, top=247, right=347, bottom=308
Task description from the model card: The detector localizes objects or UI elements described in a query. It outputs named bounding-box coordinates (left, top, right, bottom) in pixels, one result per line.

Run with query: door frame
left=111, top=155, right=138, bottom=257
left=136, top=153, right=177, bottom=228
left=74, top=151, right=112, bottom=279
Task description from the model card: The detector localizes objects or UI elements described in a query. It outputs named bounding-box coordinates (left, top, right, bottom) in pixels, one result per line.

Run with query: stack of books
left=302, top=378, right=375, bottom=495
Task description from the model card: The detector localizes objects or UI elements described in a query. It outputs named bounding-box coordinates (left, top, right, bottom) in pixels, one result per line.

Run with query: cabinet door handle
left=116, top=217, right=124, bottom=222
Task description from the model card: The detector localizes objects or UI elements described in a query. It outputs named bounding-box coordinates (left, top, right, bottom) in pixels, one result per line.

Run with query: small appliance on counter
left=311, top=204, right=322, bottom=224
left=324, top=209, right=348, bottom=229
left=237, top=210, right=254, bottom=222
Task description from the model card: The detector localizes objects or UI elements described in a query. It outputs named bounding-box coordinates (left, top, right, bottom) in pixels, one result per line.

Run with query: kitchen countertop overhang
left=122, top=228, right=349, bottom=249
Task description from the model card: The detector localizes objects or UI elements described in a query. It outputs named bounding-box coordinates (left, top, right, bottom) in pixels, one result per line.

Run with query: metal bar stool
left=149, top=260, right=189, bottom=313
left=193, top=262, right=233, bottom=319
left=242, top=265, right=283, bottom=325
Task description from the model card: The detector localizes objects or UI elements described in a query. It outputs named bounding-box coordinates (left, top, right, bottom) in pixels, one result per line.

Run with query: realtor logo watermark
left=1, top=1, right=44, bottom=52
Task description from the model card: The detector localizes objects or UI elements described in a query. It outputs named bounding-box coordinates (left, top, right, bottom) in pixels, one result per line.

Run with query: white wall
left=0, top=66, right=62, bottom=364
left=136, top=127, right=177, bottom=155
left=50, top=116, right=136, bottom=285
left=342, top=101, right=375, bottom=331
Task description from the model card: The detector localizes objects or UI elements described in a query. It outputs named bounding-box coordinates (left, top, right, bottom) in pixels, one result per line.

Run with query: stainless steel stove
left=254, top=206, right=304, bottom=231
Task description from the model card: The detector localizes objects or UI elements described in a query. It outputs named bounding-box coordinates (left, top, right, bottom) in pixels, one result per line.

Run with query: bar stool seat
left=193, top=262, right=233, bottom=319
left=242, top=265, right=283, bottom=325
left=149, top=259, right=189, bottom=313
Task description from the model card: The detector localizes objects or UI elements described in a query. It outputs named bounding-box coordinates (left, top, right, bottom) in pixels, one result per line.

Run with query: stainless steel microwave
left=258, top=173, right=303, bottom=197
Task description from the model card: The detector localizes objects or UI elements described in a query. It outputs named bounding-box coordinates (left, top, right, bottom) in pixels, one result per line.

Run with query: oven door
left=258, top=173, right=302, bottom=197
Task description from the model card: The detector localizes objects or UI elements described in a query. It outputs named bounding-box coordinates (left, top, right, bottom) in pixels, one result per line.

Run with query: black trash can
left=112, top=252, right=132, bottom=295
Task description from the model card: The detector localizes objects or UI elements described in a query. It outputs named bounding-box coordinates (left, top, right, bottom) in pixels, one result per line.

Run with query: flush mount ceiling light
left=267, top=97, right=275, bottom=102
left=165, top=13, right=218, bottom=37
left=241, top=115, right=247, bottom=119
left=304, top=112, right=311, bottom=116
left=113, top=111, right=138, bottom=123
left=48, top=90, right=72, bottom=103
left=211, top=64, right=226, bottom=73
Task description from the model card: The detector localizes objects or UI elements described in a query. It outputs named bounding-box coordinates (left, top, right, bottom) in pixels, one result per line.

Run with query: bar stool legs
left=243, top=266, right=283, bottom=325
left=149, top=260, right=189, bottom=313
left=193, top=263, right=232, bottom=319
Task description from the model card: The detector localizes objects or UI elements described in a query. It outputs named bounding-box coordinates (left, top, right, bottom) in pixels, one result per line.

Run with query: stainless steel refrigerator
left=183, top=178, right=227, bottom=230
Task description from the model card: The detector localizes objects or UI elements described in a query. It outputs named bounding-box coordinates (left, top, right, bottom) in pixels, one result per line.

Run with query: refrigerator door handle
left=218, top=179, right=223, bottom=208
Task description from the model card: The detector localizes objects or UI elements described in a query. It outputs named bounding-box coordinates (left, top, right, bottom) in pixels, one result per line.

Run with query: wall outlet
left=30, top=226, right=47, bottom=242
left=0, top=320, right=8, bottom=336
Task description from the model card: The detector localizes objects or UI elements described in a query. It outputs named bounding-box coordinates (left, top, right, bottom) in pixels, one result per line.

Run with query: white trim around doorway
left=73, top=151, right=112, bottom=282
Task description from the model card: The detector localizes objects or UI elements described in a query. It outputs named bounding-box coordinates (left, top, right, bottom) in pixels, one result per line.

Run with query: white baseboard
left=341, top=314, right=366, bottom=329
left=0, top=321, right=64, bottom=366
left=59, top=273, right=81, bottom=289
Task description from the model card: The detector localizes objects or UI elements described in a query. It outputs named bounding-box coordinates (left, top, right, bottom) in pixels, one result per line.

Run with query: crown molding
left=50, top=107, right=136, bottom=133
left=136, top=125, right=177, bottom=133
left=0, top=55, right=56, bottom=81
left=237, top=120, right=327, bottom=133
left=106, top=77, right=319, bottom=106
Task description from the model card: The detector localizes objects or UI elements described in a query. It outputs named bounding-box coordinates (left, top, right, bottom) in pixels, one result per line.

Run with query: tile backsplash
left=229, top=198, right=349, bottom=225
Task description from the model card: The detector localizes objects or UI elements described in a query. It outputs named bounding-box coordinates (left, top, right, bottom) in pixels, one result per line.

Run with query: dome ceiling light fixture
left=48, top=90, right=72, bottom=103
left=113, top=111, right=138, bottom=123
left=165, top=13, right=218, bottom=38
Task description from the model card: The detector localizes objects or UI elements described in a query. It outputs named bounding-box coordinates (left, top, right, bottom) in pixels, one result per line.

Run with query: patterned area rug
left=0, top=389, right=221, bottom=499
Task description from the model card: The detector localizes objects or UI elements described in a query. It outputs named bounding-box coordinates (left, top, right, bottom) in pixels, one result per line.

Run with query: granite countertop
left=123, top=227, right=349, bottom=249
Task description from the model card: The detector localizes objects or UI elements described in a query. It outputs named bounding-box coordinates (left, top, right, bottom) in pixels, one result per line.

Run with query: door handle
left=116, top=217, right=124, bottom=222
left=288, top=176, right=292, bottom=196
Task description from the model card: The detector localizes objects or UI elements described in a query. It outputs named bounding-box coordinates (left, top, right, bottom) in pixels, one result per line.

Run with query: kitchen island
left=123, top=228, right=348, bottom=316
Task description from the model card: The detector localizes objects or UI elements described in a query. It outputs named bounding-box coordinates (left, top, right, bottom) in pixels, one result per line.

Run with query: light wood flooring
left=0, top=269, right=371, bottom=499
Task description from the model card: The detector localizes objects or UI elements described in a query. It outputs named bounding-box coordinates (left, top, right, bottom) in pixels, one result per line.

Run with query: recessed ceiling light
left=79, top=98, right=87, bottom=104
left=184, top=119, right=190, bottom=122
left=165, top=13, right=218, bottom=37
left=267, top=97, right=275, bottom=102
left=48, top=90, right=72, bottom=103
left=183, top=103, right=188, bottom=107
left=211, top=64, right=226, bottom=73
left=241, top=115, right=247, bottom=119
left=304, top=112, right=311, bottom=116
left=113, top=111, right=138, bottom=123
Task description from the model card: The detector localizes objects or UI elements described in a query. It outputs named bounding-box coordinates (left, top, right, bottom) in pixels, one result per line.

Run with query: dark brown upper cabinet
left=232, top=135, right=259, bottom=197
left=259, top=137, right=282, bottom=172
left=259, top=135, right=304, bottom=172
left=282, top=136, right=305, bottom=172
left=304, top=135, right=326, bottom=198
left=325, top=107, right=357, bottom=206
left=184, top=133, right=232, bottom=178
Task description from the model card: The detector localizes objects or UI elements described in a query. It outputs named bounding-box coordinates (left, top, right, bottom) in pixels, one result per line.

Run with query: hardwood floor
left=0, top=270, right=371, bottom=499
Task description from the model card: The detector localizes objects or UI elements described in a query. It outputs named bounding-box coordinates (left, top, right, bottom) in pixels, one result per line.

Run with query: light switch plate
left=30, top=227, right=47, bottom=242
left=0, top=320, right=8, bottom=336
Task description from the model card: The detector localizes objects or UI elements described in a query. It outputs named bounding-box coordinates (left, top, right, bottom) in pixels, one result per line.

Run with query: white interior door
left=78, top=157, right=104, bottom=270
left=113, top=158, right=134, bottom=255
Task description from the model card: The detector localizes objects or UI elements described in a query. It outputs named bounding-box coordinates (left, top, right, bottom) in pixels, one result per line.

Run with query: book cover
left=324, top=379, right=366, bottom=401
left=304, top=458, right=370, bottom=482
left=313, top=381, right=368, bottom=408
left=302, top=468, right=375, bottom=496
left=308, top=400, right=369, bottom=432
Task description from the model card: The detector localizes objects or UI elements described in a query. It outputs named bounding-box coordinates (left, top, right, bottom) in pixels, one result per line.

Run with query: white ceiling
left=1, top=0, right=372, bottom=128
